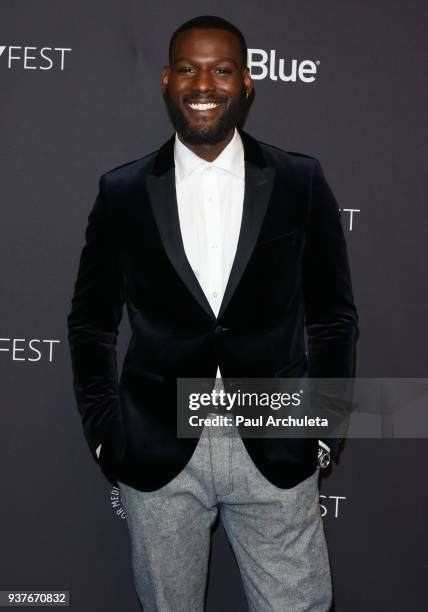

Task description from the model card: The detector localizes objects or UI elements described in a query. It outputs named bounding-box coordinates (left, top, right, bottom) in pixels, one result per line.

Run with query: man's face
left=161, top=28, right=253, bottom=145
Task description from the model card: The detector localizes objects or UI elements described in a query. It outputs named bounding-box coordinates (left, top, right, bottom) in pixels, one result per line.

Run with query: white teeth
left=188, top=102, right=219, bottom=110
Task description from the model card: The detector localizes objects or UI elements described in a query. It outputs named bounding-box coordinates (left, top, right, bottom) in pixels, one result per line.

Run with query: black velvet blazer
left=67, top=127, right=359, bottom=491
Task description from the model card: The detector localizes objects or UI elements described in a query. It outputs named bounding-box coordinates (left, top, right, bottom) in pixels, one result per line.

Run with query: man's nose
left=192, top=69, right=215, bottom=94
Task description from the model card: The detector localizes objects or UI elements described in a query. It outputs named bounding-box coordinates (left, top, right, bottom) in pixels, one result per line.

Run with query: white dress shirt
left=174, top=127, right=245, bottom=380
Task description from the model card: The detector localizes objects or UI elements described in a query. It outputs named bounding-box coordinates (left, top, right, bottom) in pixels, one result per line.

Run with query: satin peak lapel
left=217, top=163, right=275, bottom=318
left=145, top=168, right=216, bottom=320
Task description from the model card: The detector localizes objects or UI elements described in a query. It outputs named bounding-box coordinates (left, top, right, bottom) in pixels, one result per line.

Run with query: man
left=67, top=15, right=358, bottom=612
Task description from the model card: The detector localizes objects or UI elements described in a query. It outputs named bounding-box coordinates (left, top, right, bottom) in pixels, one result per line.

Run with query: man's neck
left=176, top=128, right=235, bottom=162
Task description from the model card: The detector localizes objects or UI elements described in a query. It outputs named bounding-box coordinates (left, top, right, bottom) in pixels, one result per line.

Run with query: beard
left=163, top=86, right=248, bottom=145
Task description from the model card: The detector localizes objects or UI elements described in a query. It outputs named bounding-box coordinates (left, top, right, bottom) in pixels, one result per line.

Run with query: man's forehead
left=171, top=28, right=241, bottom=59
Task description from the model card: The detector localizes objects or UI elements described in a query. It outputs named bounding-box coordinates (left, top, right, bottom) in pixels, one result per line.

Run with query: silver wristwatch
left=317, top=440, right=331, bottom=469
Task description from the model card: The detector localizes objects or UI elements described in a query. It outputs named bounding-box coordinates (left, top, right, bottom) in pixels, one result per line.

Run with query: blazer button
left=214, top=326, right=230, bottom=335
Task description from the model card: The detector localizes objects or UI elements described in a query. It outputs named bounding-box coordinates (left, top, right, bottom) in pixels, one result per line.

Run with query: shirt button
left=208, top=196, right=213, bottom=202
left=212, top=292, right=218, bottom=298
left=211, top=244, right=218, bottom=249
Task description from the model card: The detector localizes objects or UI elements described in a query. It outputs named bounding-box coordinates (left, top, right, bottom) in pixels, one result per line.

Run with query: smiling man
left=67, top=14, right=358, bottom=612
left=162, top=25, right=251, bottom=155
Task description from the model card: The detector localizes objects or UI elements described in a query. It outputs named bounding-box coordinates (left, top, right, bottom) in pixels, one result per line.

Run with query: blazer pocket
left=256, top=228, right=299, bottom=249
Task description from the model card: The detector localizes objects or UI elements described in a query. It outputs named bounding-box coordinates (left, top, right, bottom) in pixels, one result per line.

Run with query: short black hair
left=168, top=15, right=248, bottom=69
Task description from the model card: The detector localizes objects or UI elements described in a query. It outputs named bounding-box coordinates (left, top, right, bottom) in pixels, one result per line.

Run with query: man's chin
left=182, top=128, right=227, bottom=145
left=179, top=117, right=236, bottom=144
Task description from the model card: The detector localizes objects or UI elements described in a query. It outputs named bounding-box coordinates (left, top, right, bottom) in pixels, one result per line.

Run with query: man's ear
left=243, top=67, right=254, bottom=98
left=161, top=65, right=171, bottom=94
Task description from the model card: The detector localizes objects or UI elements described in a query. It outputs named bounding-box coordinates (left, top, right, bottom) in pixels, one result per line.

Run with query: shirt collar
left=174, top=127, right=245, bottom=182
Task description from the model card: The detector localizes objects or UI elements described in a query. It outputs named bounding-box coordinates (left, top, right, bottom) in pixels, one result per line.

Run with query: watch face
left=321, top=456, right=330, bottom=469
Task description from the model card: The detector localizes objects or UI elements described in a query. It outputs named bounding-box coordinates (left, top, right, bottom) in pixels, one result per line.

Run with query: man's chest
left=175, top=170, right=243, bottom=261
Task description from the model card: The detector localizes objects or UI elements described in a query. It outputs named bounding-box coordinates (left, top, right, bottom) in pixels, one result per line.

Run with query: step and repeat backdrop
left=1, top=1, right=427, bottom=610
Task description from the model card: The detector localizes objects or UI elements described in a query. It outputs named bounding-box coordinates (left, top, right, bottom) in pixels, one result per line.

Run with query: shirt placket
left=203, top=167, right=223, bottom=318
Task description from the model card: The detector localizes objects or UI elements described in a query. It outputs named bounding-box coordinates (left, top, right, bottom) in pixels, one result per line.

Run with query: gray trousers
left=118, top=417, right=332, bottom=612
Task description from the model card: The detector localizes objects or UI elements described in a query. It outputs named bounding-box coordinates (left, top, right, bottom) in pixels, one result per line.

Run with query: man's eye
left=178, top=67, right=195, bottom=73
left=215, top=68, right=231, bottom=74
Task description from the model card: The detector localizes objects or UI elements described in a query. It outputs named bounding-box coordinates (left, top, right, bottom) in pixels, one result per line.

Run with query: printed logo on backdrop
left=111, top=486, right=126, bottom=519
left=320, top=494, right=346, bottom=518
left=0, top=45, right=71, bottom=70
left=248, top=49, right=320, bottom=83
left=0, top=338, right=60, bottom=362
left=340, top=209, right=360, bottom=231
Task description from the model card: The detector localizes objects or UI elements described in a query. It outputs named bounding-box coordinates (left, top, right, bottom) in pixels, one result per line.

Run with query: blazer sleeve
left=66, top=174, right=125, bottom=463
left=302, top=159, right=359, bottom=459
